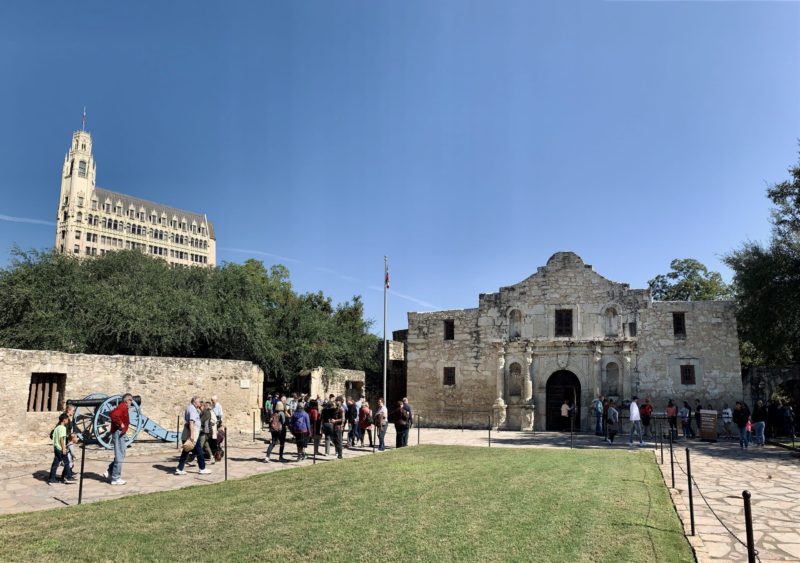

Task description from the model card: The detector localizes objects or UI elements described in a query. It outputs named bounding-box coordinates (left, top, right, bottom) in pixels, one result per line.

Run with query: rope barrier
left=671, top=451, right=761, bottom=562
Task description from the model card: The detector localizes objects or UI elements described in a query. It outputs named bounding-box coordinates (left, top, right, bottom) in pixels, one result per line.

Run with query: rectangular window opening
left=27, top=373, right=66, bottom=412
left=628, top=322, right=637, bottom=337
left=443, top=367, right=456, bottom=386
left=555, top=309, right=573, bottom=337
left=443, top=319, right=455, bottom=341
left=673, top=312, right=686, bottom=337
left=680, top=364, right=696, bottom=385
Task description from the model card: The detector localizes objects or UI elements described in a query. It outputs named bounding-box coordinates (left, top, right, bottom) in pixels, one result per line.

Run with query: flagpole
left=383, top=256, right=388, bottom=404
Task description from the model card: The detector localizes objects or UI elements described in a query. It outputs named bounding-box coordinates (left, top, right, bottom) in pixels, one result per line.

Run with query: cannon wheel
left=93, top=395, right=143, bottom=449
left=73, top=393, right=108, bottom=443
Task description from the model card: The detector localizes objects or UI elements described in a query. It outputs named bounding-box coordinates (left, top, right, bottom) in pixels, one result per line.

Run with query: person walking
left=332, top=397, right=346, bottom=459
left=346, top=399, right=358, bottom=447
left=640, top=398, right=654, bottom=438
left=392, top=400, right=410, bottom=448
left=679, top=401, right=693, bottom=439
left=592, top=395, right=604, bottom=436
left=733, top=401, right=749, bottom=449
left=103, top=393, right=133, bottom=485
left=358, top=401, right=374, bottom=447
left=176, top=396, right=211, bottom=475
left=375, top=398, right=388, bottom=451
left=211, top=395, right=223, bottom=428
left=290, top=403, right=311, bottom=461
left=665, top=400, right=678, bottom=440
left=48, top=413, right=75, bottom=485
left=266, top=401, right=287, bottom=462
left=606, top=399, right=619, bottom=445
left=629, top=396, right=644, bottom=446
left=561, top=400, right=570, bottom=432
left=751, top=400, right=767, bottom=446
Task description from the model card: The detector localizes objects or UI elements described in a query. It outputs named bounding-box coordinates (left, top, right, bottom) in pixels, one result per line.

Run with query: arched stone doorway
left=546, top=370, right=581, bottom=431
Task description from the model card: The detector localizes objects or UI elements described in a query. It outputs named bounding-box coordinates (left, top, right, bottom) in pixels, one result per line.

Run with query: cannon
left=68, top=394, right=178, bottom=449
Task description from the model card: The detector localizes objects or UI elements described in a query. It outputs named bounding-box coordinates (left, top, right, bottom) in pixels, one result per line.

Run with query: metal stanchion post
left=77, top=440, right=86, bottom=505
left=570, top=416, right=574, bottom=449
left=669, top=431, right=675, bottom=489
left=224, top=426, right=228, bottom=481
left=176, top=415, right=180, bottom=449
left=252, top=414, right=256, bottom=443
left=372, top=427, right=376, bottom=454
left=660, top=424, right=664, bottom=465
left=417, top=416, right=420, bottom=446
left=743, top=490, right=756, bottom=563
left=313, top=432, right=318, bottom=465
left=461, top=412, right=464, bottom=432
left=686, top=448, right=695, bottom=536
left=488, top=414, right=491, bottom=448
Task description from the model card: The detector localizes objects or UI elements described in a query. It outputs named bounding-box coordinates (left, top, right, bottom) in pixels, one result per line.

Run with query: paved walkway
left=657, top=437, right=800, bottom=562
left=2, top=427, right=798, bottom=563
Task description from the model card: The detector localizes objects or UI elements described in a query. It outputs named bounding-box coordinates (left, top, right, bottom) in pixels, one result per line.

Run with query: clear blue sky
left=1, top=1, right=798, bottom=336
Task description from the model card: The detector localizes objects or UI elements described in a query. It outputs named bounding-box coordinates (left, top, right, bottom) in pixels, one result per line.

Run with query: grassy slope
left=0, top=446, right=692, bottom=562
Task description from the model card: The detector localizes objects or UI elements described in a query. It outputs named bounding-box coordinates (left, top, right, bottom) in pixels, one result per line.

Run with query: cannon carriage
left=68, top=393, right=177, bottom=449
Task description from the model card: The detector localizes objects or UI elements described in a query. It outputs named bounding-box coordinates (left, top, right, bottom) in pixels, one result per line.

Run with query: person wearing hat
left=266, top=401, right=287, bottom=462
left=176, top=396, right=212, bottom=476
left=628, top=396, right=644, bottom=447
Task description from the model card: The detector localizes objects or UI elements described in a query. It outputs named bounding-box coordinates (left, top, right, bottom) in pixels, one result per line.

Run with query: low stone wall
left=0, top=348, right=263, bottom=448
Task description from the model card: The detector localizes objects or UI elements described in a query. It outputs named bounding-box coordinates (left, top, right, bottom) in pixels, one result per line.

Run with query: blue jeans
left=378, top=425, right=387, bottom=450
left=753, top=421, right=765, bottom=445
left=106, top=430, right=126, bottom=481
left=178, top=438, right=206, bottom=471
left=738, top=426, right=749, bottom=448
left=48, top=448, right=72, bottom=483
left=595, top=413, right=602, bottom=434
left=266, top=429, right=286, bottom=459
left=630, top=420, right=643, bottom=443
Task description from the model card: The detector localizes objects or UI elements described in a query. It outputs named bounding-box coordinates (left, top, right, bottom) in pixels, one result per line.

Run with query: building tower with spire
left=54, top=115, right=216, bottom=266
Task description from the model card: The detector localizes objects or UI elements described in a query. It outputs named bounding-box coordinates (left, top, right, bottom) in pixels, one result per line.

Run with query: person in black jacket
left=732, top=401, right=750, bottom=449
left=751, top=400, right=767, bottom=446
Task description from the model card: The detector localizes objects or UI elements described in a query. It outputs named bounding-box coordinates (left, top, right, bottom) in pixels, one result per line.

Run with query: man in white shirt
left=211, top=395, right=223, bottom=428
left=629, top=396, right=644, bottom=446
left=176, top=396, right=212, bottom=476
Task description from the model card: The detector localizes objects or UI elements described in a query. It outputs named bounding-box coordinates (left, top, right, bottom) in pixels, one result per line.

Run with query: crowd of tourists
left=261, top=393, right=413, bottom=461
left=588, top=394, right=796, bottom=449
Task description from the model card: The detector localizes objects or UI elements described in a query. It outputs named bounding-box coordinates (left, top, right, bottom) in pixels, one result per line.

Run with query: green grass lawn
left=0, top=446, right=692, bottom=562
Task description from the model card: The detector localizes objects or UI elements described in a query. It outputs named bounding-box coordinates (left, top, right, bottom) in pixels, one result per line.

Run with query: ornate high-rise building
left=54, top=125, right=216, bottom=266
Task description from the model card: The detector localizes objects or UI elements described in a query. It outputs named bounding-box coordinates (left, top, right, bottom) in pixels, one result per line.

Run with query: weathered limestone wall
left=636, top=301, right=743, bottom=407
left=307, top=367, right=365, bottom=401
left=407, top=308, right=497, bottom=427
left=0, top=348, right=263, bottom=448
left=406, top=252, right=743, bottom=431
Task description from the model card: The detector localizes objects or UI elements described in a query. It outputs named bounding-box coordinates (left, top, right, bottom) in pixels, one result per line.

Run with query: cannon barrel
left=68, top=395, right=141, bottom=408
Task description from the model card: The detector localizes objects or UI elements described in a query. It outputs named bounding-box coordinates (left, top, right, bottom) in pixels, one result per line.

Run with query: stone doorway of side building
left=546, top=370, right=581, bottom=431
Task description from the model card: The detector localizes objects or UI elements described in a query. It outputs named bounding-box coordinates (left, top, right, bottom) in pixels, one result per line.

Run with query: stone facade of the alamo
left=405, top=252, right=742, bottom=431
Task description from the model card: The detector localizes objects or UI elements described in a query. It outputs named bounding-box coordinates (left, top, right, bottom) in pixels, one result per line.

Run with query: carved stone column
left=493, top=345, right=507, bottom=429
left=523, top=344, right=533, bottom=403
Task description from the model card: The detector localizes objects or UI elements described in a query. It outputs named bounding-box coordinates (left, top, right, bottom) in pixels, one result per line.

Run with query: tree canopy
left=648, top=258, right=731, bottom=301
left=0, top=249, right=380, bottom=387
left=724, top=153, right=800, bottom=367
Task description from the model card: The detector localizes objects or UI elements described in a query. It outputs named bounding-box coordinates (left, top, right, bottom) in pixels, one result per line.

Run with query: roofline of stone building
left=94, top=186, right=216, bottom=239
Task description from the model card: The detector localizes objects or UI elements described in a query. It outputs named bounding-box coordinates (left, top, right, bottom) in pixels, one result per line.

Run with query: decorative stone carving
left=492, top=399, right=507, bottom=430
left=520, top=405, right=534, bottom=431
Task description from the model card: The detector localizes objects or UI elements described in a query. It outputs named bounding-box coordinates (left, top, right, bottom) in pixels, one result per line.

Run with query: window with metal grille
left=628, top=322, right=637, bottom=337
left=673, top=312, right=686, bottom=337
left=27, top=373, right=66, bottom=412
left=443, top=367, right=456, bottom=386
left=555, top=309, right=573, bottom=337
left=443, top=319, right=455, bottom=340
left=680, top=365, right=696, bottom=385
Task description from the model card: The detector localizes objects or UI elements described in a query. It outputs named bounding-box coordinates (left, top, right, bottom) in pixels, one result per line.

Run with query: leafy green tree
left=648, top=258, right=731, bottom=301
left=0, top=248, right=380, bottom=386
left=725, top=152, right=800, bottom=366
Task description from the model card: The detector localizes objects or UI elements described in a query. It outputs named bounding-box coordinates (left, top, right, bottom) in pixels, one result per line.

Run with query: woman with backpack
left=265, top=401, right=287, bottom=463
left=290, top=403, right=311, bottom=461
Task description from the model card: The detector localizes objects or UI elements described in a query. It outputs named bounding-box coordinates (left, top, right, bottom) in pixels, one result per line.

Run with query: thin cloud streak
left=0, top=214, right=56, bottom=226
left=219, top=247, right=302, bottom=264
left=368, top=285, right=442, bottom=311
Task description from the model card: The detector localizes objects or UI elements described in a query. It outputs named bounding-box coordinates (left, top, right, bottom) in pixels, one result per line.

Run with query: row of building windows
left=72, top=212, right=209, bottom=239
left=440, top=311, right=686, bottom=341
left=66, top=196, right=208, bottom=235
